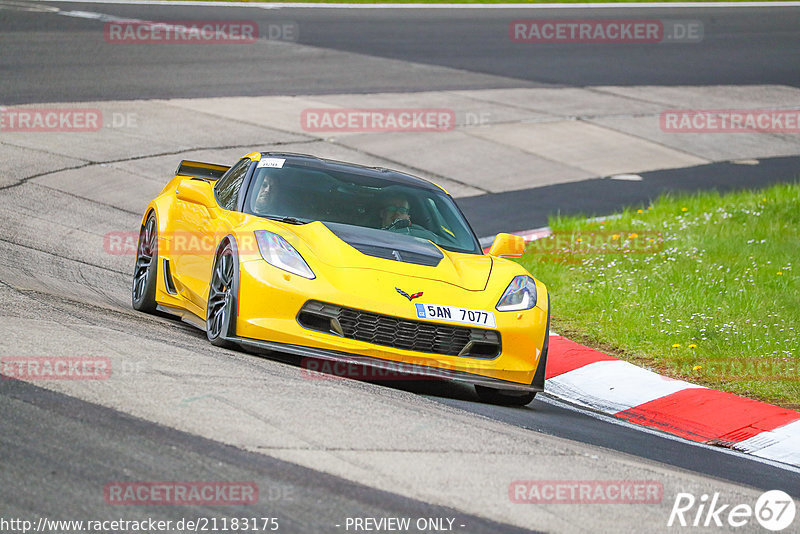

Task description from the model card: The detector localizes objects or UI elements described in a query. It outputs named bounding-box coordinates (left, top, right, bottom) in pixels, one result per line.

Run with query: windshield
left=244, top=163, right=482, bottom=255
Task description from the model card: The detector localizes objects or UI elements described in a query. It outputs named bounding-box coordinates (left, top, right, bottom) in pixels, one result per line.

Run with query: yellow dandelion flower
left=629, top=232, right=638, bottom=239
left=612, top=234, right=620, bottom=240
left=672, top=343, right=681, bottom=348
left=693, top=365, right=703, bottom=371
left=688, top=344, right=697, bottom=349
left=777, top=272, right=783, bottom=275
left=681, top=207, right=688, bottom=212
left=637, top=209, right=643, bottom=214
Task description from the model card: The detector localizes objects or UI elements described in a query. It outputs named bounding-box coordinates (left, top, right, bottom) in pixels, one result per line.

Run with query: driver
left=378, top=194, right=439, bottom=242
left=252, top=174, right=275, bottom=214
left=380, top=195, right=412, bottom=230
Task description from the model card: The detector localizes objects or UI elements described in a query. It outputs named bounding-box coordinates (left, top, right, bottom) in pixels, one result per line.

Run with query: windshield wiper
left=263, top=215, right=308, bottom=225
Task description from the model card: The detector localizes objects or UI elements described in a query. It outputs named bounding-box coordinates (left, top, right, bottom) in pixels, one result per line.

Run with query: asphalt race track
left=1, top=2, right=799, bottom=532
left=2, top=2, right=800, bottom=103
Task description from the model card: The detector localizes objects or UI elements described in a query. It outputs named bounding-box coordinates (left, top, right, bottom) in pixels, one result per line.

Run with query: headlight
left=254, top=230, right=315, bottom=279
left=496, top=275, right=537, bottom=311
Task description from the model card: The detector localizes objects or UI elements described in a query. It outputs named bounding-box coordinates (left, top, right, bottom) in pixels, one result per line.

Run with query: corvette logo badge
left=396, top=288, right=423, bottom=301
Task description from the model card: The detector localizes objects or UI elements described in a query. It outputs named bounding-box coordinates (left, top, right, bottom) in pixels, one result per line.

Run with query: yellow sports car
left=132, top=152, right=549, bottom=405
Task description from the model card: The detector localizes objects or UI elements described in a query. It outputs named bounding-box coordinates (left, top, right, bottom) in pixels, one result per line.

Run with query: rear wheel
left=206, top=241, right=238, bottom=348
left=131, top=212, right=158, bottom=313
left=474, top=385, right=536, bottom=407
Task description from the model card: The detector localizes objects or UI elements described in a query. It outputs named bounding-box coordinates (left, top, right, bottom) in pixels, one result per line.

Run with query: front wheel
left=131, top=212, right=158, bottom=313
left=206, top=240, right=238, bottom=348
left=474, top=385, right=536, bottom=406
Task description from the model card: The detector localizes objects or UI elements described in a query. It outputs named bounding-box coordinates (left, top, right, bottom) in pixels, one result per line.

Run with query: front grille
left=297, top=301, right=500, bottom=358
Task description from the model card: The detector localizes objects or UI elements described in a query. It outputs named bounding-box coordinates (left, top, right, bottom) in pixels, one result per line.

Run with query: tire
left=206, top=240, right=238, bottom=348
left=474, top=385, right=536, bottom=407
left=131, top=212, right=159, bottom=313
left=476, top=294, right=549, bottom=407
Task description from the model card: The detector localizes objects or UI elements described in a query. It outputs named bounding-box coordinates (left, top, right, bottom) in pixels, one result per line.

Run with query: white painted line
left=516, top=228, right=553, bottom=242
left=3, top=4, right=285, bottom=42
left=480, top=213, right=625, bottom=248
left=31, top=0, right=800, bottom=8
left=546, top=359, right=704, bottom=414
left=735, top=420, right=800, bottom=466
left=608, top=173, right=643, bottom=181
left=479, top=226, right=550, bottom=248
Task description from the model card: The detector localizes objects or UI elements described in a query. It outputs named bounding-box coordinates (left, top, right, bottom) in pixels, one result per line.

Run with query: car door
left=172, top=158, right=252, bottom=313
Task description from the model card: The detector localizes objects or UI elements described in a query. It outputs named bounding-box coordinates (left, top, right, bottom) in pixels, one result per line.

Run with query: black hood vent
left=323, top=222, right=443, bottom=267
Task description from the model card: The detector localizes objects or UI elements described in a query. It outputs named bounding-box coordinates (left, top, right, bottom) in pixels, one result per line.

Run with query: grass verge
left=517, top=181, right=800, bottom=409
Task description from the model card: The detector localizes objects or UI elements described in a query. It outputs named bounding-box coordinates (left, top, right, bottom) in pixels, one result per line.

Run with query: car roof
left=258, top=152, right=446, bottom=194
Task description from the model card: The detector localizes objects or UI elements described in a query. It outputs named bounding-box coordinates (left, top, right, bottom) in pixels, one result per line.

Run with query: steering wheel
left=385, top=218, right=411, bottom=231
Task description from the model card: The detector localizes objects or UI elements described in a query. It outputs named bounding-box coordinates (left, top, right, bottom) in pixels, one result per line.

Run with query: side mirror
left=488, top=233, right=524, bottom=257
left=176, top=179, right=216, bottom=210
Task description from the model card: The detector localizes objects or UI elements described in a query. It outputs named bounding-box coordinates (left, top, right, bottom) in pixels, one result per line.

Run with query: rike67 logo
left=668, top=490, right=796, bottom=531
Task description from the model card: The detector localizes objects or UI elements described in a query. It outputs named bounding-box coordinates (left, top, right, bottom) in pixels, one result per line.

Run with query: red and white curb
left=545, top=334, right=800, bottom=468
left=487, top=226, right=800, bottom=468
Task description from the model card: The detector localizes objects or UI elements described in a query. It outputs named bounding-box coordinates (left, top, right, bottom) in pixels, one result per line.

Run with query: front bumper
left=235, top=259, right=549, bottom=388
left=227, top=334, right=544, bottom=392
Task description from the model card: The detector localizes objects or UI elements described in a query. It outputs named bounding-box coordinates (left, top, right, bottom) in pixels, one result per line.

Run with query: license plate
left=414, top=303, right=496, bottom=328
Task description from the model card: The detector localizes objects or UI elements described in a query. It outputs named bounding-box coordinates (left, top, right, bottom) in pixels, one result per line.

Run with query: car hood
left=287, top=221, right=492, bottom=291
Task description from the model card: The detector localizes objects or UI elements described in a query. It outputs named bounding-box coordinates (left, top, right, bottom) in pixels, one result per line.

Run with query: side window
left=215, top=158, right=251, bottom=211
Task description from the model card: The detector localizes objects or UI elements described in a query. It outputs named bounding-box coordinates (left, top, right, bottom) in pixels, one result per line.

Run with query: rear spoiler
left=175, top=160, right=230, bottom=181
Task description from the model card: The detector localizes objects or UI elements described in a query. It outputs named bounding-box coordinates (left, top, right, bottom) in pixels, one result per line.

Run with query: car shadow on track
left=254, top=348, right=538, bottom=410
left=166, top=316, right=536, bottom=409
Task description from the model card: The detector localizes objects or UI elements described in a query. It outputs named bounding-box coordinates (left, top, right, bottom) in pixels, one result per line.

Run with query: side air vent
left=162, top=259, right=178, bottom=295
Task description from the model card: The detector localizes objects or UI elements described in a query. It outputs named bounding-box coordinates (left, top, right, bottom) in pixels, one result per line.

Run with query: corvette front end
left=231, top=231, right=549, bottom=389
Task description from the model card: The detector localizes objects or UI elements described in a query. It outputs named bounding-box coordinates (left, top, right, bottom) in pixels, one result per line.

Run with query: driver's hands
left=388, top=218, right=411, bottom=229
